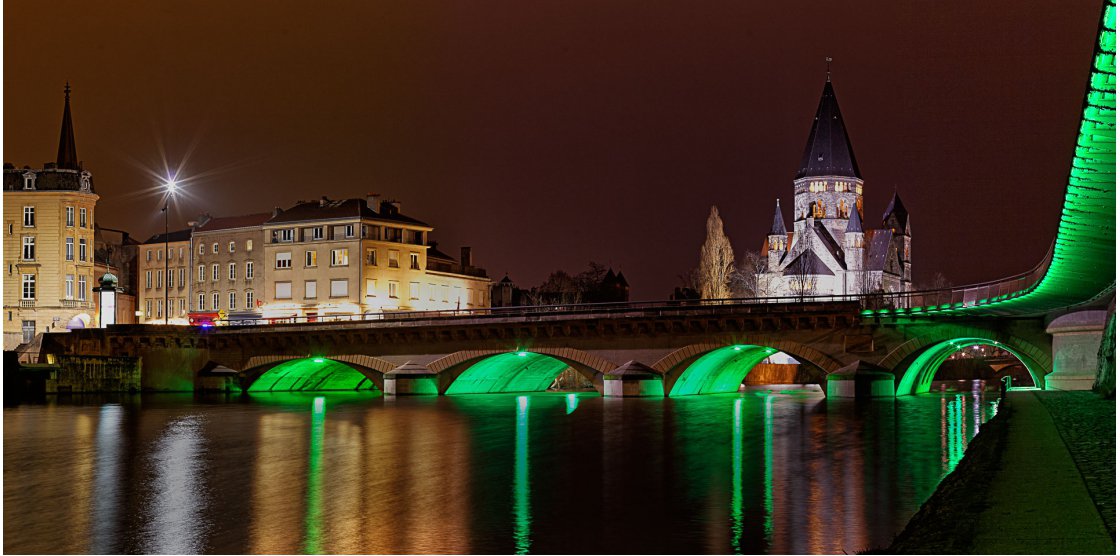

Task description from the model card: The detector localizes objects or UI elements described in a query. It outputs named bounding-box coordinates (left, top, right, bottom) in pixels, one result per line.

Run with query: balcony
left=19, top=300, right=35, bottom=308
left=60, top=299, right=92, bottom=309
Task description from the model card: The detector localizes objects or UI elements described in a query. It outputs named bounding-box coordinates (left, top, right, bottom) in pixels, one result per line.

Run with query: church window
left=813, top=199, right=826, bottom=218
left=837, top=199, right=847, bottom=218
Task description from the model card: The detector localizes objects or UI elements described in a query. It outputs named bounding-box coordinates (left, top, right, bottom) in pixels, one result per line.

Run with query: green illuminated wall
left=247, top=358, right=379, bottom=392
left=444, top=352, right=571, bottom=395
left=896, top=338, right=1044, bottom=396
left=668, top=345, right=779, bottom=396
left=866, top=3, right=1115, bottom=318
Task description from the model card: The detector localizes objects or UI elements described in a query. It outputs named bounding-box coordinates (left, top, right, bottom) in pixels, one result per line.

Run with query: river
left=4, top=382, right=996, bottom=554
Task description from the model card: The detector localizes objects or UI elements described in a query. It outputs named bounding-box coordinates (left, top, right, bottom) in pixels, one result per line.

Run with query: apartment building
left=137, top=230, right=192, bottom=324
left=190, top=212, right=271, bottom=323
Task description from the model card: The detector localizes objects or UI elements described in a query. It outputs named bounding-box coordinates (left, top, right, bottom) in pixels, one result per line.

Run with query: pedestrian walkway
left=972, top=391, right=1114, bottom=554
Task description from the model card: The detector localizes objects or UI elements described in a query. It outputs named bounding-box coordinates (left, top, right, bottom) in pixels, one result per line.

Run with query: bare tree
left=788, top=230, right=817, bottom=301
left=698, top=206, right=735, bottom=299
left=731, top=249, right=772, bottom=299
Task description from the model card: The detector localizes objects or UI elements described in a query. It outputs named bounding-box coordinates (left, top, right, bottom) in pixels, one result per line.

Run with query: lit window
left=331, top=248, right=348, bottom=267
left=330, top=279, right=348, bottom=297
left=246, top=239, right=253, bottom=251
left=305, top=250, right=317, bottom=267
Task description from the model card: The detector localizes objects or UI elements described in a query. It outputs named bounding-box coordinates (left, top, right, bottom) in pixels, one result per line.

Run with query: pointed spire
left=769, top=198, right=787, bottom=236
left=56, top=82, right=79, bottom=170
left=795, top=77, right=861, bottom=179
left=845, top=205, right=863, bottom=233
left=825, top=56, right=832, bottom=82
left=882, top=191, right=909, bottom=230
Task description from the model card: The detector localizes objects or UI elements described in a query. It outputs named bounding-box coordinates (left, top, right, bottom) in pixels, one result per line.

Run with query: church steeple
left=795, top=77, right=860, bottom=179
left=56, top=83, right=79, bottom=170
left=769, top=199, right=787, bottom=236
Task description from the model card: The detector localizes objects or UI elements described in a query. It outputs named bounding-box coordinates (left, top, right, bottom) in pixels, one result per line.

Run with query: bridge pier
left=383, top=362, right=438, bottom=395
left=602, top=361, right=663, bottom=397
left=1045, top=310, right=1109, bottom=390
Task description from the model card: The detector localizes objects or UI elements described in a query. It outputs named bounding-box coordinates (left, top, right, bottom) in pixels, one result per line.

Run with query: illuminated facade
left=137, top=230, right=192, bottom=324
left=190, top=212, right=272, bottom=322
left=760, top=76, right=913, bottom=297
left=3, top=86, right=100, bottom=348
left=260, top=196, right=489, bottom=320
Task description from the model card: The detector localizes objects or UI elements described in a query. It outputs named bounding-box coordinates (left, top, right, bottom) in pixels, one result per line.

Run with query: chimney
left=272, top=206, right=283, bottom=218
left=380, top=200, right=401, bottom=215
left=366, top=192, right=381, bottom=214
left=460, top=246, right=473, bottom=268
left=319, top=196, right=329, bottom=207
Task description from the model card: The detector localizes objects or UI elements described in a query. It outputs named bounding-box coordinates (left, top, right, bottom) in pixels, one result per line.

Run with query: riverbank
left=885, top=391, right=1115, bottom=554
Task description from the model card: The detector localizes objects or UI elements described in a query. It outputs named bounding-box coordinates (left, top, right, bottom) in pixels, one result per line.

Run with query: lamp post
left=162, top=179, right=178, bottom=325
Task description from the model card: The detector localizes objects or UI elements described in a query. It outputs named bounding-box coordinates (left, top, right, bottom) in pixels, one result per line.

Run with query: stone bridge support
left=1045, top=310, right=1111, bottom=390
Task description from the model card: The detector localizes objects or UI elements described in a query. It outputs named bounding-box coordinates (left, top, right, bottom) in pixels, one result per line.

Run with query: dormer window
left=22, top=172, right=35, bottom=190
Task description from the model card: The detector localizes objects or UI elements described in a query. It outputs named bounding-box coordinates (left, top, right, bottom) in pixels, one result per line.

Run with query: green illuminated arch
left=668, top=345, right=780, bottom=396
left=444, top=352, right=573, bottom=395
left=896, top=338, right=1045, bottom=396
left=246, top=357, right=380, bottom=392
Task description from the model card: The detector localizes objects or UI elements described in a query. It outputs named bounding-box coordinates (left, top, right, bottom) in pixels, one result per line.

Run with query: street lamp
left=162, top=179, right=178, bottom=325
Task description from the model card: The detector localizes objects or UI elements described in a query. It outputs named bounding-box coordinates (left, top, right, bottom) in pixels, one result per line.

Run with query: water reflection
left=5, top=385, right=999, bottom=554
left=142, top=415, right=206, bottom=554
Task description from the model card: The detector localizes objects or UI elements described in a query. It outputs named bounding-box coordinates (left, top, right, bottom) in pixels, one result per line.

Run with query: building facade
left=261, top=196, right=490, bottom=321
left=189, top=212, right=272, bottom=323
left=759, top=76, right=912, bottom=298
left=3, top=86, right=100, bottom=348
left=137, top=230, right=193, bottom=324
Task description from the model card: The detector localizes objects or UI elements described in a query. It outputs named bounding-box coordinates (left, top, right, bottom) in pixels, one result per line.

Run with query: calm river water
left=4, top=383, right=997, bottom=554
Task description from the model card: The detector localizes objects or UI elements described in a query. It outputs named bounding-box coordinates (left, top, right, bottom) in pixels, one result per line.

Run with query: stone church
left=760, top=75, right=912, bottom=297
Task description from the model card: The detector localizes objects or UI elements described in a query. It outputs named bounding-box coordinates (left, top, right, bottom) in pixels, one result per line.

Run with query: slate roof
left=57, top=85, right=79, bottom=171
left=266, top=198, right=430, bottom=227
left=865, top=230, right=894, bottom=272
left=782, top=250, right=835, bottom=276
left=427, top=245, right=458, bottom=262
left=143, top=228, right=193, bottom=244
left=795, top=81, right=862, bottom=179
left=882, top=192, right=909, bottom=231
left=846, top=207, right=864, bottom=233
left=769, top=199, right=787, bottom=235
left=2, top=168, right=91, bottom=192
left=812, top=220, right=846, bottom=269
left=194, top=212, right=273, bottom=232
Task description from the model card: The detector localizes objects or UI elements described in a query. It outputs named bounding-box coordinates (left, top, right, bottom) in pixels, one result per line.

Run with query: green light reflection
left=764, top=394, right=774, bottom=542
left=513, top=395, right=531, bottom=554
left=565, top=393, right=579, bottom=414
left=730, top=398, right=743, bottom=554
left=897, top=338, right=1043, bottom=396
left=304, top=396, right=325, bottom=554
left=248, top=358, right=378, bottom=392
left=446, top=352, right=571, bottom=395
left=670, top=345, right=777, bottom=396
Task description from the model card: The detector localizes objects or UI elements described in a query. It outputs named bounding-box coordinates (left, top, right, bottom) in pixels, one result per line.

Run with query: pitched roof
left=427, top=245, right=457, bottom=262
left=865, top=229, right=895, bottom=272
left=266, top=198, right=431, bottom=227
left=795, top=80, right=861, bottom=179
left=194, top=212, right=272, bottom=232
left=142, top=228, right=193, bottom=244
left=782, top=250, right=835, bottom=276
left=845, top=207, right=864, bottom=233
left=882, top=191, right=909, bottom=231
left=813, top=220, right=846, bottom=269
left=56, top=84, right=79, bottom=171
left=769, top=199, right=787, bottom=235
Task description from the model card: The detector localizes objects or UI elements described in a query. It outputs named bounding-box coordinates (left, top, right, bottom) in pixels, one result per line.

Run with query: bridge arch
left=655, top=340, right=841, bottom=396
left=433, top=348, right=617, bottom=395
left=878, top=325, right=1052, bottom=396
left=241, top=354, right=394, bottom=393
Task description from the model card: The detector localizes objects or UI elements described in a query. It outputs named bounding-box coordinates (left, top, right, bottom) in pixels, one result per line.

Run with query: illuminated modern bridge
left=42, top=2, right=1115, bottom=398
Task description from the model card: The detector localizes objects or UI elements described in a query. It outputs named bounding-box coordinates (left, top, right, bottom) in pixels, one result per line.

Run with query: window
left=410, top=252, right=420, bottom=270
left=77, top=275, right=86, bottom=300
left=65, top=275, right=74, bottom=299
left=198, top=293, right=205, bottom=311
left=212, top=264, right=220, bottom=281
left=168, top=270, right=174, bottom=289
left=22, top=237, right=35, bottom=260
left=275, top=282, right=292, bottom=299
left=79, top=239, right=87, bottom=261
left=331, top=248, right=349, bottom=267
left=305, top=280, right=318, bottom=299
left=156, top=300, right=163, bottom=319
left=213, top=292, right=220, bottom=310
left=199, top=243, right=205, bottom=255
left=66, top=207, right=75, bottom=227
left=229, top=263, right=237, bottom=280
left=246, top=261, right=254, bottom=279
left=245, top=290, right=254, bottom=308
left=66, top=238, right=74, bottom=261
left=212, top=243, right=219, bottom=254
left=23, top=173, right=35, bottom=190
left=198, top=265, right=205, bottom=282
left=179, top=268, right=185, bottom=288
left=79, top=208, right=87, bottom=227
left=21, top=274, right=35, bottom=300
left=180, top=299, right=186, bottom=315
left=276, top=252, right=292, bottom=269
left=145, top=271, right=153, bottom=289
left=367, top=248, right=377, bottom=266
left=388, top=250, right=400, bottom=268
left=330, top=279, right=348, bottom=297
left=276, top=229, right=294, bottom=243
left=156, top=270, right=163, bottom=289
left=145, top=300, right=152, bottom=319
left=312, top=227, right=324, bottom=240
left=344, top=224, right=355, bottom=238
left=388, top=281, right=399, bottom=299
left=229, top=241, right=236, bottom=253
left=22, top=320, right=35, bottom=343
left=228, top=292, right=237, bottom=310
left=146, top=249, right=152, bottom=262
left=23, top=207, right=34, bottom=227
left=409, top=282, right=420, bottom=300
left=305, top=250, right=317, bottom=267
left=365, top=279, right=376, bottom=297
left=246, top=239, right=253, bottom=251
left=179, top=247, right=184, bottom=260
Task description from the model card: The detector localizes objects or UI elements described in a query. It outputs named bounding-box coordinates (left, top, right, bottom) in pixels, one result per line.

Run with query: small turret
left=767, top=199, right=788, bottom=271
left=843, top=208, right=865, bottom=275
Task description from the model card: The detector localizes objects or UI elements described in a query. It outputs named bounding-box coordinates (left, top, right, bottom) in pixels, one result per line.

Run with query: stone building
left=94, top=226, right=141, bottom=325
left=3, top=85, right=100, bottom=348
left=137, top=229, right=193, bottom=324
left=189, top=212, right=272, bottom=323
left=260, top=195, right=489, bottom=321
left=759, top=75, right=912, bottom=298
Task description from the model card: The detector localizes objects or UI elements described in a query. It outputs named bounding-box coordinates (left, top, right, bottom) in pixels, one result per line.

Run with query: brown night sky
left=4, top=1, right=1104, bottom=300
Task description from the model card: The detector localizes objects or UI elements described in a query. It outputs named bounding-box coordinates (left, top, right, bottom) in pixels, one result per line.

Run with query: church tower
left=792, top=71, right=864, bottom=246
left=883, top=192, right=912, bottom=290
left=767, top=198, right=788, bottom=270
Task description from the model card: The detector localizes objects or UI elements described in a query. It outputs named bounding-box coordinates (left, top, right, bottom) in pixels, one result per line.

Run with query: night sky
left=4, top=1, right=1103, bottom=300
